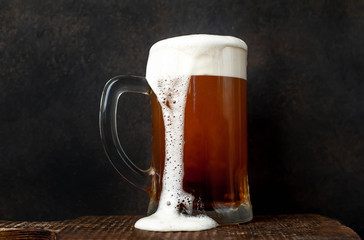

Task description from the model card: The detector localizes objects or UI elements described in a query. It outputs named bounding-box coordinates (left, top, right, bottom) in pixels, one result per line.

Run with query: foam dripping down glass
left=99, top=34, right=253, bottom=231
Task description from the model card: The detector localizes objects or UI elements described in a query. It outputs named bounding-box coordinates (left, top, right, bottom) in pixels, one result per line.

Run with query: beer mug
left=99, top=34, right=252, bottom=230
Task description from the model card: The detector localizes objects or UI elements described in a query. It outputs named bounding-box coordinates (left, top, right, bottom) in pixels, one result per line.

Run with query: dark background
left=0, top=0, right=363, bottom=237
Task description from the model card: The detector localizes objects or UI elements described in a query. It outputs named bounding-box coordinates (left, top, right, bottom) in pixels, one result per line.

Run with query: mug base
left=147, top=199, right=253, bottom=225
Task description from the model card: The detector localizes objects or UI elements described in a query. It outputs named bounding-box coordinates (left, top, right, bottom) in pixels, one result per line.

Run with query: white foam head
left=146, top=34, right=247, bottom=80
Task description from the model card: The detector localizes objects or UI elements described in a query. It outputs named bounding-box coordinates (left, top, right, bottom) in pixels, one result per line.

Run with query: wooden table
left=0, top=214, right=360, bottom=239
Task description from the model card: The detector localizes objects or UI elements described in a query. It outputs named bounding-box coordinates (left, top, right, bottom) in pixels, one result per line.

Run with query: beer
left=150, top=75, right=249, bottom=213
left=134, top=34, right=250, bottom=230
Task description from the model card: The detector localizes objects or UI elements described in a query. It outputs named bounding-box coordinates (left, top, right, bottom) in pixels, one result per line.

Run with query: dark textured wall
left=0, top=0, right=363, bottom=236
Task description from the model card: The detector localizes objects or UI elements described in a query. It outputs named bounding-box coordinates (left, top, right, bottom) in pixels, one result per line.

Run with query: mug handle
left=99, top=75, right=152, bottom=190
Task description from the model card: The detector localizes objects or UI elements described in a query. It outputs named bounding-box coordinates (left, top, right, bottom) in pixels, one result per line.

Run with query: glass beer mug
left=99, top=34, right=252, bottom=230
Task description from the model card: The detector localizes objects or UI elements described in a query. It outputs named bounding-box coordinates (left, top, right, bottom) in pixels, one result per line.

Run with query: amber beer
left=150, top=75, right=249, bottom=212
